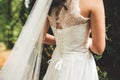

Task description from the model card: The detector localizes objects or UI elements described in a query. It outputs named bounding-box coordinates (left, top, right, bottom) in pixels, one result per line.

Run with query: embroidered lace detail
left=48, top=0, right=89, bottom=29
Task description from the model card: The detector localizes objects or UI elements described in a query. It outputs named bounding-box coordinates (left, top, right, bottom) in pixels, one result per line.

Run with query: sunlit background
left=0, top=0, right=120, bottom=80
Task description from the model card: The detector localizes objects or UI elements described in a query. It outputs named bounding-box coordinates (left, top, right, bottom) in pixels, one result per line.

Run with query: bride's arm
left=89, top=0, right=106, bottom=55
left=42, top=16, right=56, bottom=45
left=43, top=34, right=56, bottom=45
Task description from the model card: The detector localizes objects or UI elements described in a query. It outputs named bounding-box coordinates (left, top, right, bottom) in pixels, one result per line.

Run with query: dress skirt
left=43, top=47, right=99, bottom=80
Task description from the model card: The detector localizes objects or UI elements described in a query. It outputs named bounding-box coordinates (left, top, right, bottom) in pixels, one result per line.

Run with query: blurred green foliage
left=0, top=0, right=35, bottom=48
left=97, top=0, right=120, bottom=80
left=0, top=0, right=23, bottom=48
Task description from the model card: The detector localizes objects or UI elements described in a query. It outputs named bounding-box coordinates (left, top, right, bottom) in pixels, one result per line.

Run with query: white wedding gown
left=43, top=0, right=99, bottom=80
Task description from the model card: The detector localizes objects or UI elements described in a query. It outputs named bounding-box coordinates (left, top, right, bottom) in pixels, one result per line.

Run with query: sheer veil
left=0, top=0, right=52, bottom=80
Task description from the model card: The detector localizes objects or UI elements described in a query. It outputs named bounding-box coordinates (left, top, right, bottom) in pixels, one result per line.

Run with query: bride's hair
left=51, top=0, right=67, bottom=10
left=49, top=0, right=67, bottom=14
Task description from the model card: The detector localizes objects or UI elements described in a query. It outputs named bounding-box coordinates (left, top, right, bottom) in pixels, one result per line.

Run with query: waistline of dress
left=55, top=46, right=91, bottom=54
left=48, top=48, right=93, bottom=71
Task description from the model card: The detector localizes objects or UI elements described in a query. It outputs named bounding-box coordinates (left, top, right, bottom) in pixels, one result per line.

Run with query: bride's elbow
left=96, top=47, right=105, bottom=55
left=91, top=43, right=106, bottom=55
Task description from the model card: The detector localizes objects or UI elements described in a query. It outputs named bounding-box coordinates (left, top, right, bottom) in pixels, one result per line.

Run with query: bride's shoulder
left=80, top=0, right=104, bottom=9
left=80, top=0, right=104, bottom=14
left=88, top=0, right=104, bottom=9
left=89, top=0, right=104, bottom=14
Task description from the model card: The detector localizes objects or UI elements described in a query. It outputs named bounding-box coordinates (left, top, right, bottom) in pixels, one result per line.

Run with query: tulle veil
left=0, top=0, right=53, bottom=80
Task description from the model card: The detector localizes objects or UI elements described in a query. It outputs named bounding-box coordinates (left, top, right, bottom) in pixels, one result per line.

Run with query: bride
left=0, top=0, right=105, bottom=80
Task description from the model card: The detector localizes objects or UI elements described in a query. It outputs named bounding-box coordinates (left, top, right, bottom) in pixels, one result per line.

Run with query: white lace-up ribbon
left=48, top=59, right=63, bottom=71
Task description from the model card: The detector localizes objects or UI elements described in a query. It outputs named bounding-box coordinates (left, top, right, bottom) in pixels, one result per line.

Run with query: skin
left=43, top=0, right=106, bottom=55
left=42, top=18, right=56, bottom=45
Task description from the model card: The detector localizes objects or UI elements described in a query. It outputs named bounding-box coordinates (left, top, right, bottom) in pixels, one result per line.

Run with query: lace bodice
left=48, top=0, right=91, bottom=53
